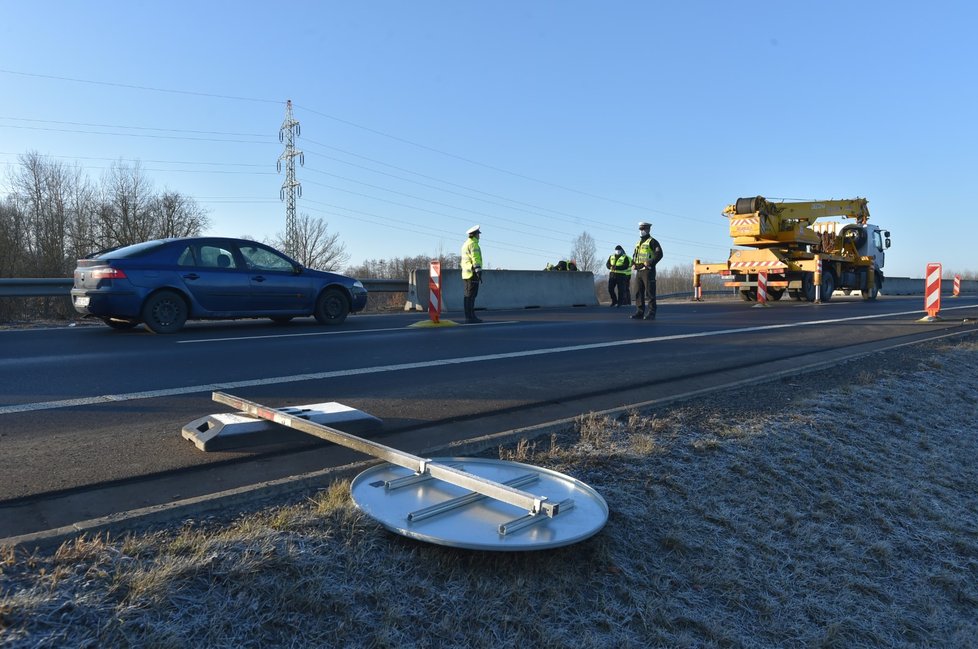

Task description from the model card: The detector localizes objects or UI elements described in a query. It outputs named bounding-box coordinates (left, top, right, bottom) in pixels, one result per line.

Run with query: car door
left=237, top=242, right=315, bottom=312
left=176, top=242, right=252, bottom=313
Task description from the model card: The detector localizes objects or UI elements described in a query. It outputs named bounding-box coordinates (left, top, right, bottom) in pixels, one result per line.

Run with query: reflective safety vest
left=607, top=253, right=631, bottom=275
left=461, top=237, right=482, bottom=280
left=633, top=237, right=661, bottom=267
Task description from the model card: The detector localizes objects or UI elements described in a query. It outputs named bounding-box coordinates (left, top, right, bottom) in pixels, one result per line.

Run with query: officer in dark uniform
left=631, top=222, right=664, bottom=320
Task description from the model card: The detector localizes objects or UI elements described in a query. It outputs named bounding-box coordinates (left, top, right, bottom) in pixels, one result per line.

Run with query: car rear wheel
left=101, top=317, right=140, bottom=330
left=141, top=290, right=188, bottom=334
left=314, top=288, right=349, bottom=325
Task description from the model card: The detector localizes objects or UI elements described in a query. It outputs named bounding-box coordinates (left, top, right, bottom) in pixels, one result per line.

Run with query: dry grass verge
left=2, top=338, right=977, bottom=648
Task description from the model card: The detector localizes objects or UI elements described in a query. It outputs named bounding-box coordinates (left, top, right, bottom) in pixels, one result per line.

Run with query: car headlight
left=353, top=280, right=364, bottom=289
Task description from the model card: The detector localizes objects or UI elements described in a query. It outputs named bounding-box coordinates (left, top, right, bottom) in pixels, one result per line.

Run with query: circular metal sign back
left=350, top=457, right=608, bottom=551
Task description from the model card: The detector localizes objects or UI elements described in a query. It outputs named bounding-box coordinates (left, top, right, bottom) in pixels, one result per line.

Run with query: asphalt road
left=2, top=295, right=977, bottom=538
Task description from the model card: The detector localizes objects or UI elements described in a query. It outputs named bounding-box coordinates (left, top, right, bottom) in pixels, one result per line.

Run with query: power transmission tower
left=277, top=99, right=304, bottom=257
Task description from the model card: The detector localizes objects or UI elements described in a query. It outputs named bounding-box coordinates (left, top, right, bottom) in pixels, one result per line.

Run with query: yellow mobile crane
left=693, top=196, right=891, bottom=302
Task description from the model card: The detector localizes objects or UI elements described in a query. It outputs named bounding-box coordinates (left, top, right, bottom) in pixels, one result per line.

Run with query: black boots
left=463, top=296, right=482, bottom=323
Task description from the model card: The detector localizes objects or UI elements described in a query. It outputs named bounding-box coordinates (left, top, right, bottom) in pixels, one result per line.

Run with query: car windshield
left=239, top=244, right=295, bottom=272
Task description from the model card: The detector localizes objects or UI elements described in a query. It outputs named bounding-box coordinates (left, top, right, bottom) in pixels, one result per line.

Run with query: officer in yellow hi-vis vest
left=461, top=225, right=483, bottom=323
left=631, top=222, right=664, bottom=320
left=605, top=245, right=631, bottom=307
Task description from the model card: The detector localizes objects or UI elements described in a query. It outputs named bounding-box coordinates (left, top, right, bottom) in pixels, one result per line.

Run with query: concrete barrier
left=881, top=277, right=921, bottom=295
left=405, top=269, right=598, bottom=312
left=882, top=277, right=978, bottom=296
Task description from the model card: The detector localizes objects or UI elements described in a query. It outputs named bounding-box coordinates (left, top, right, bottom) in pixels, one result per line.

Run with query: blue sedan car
left=72, top=237, right=368, bottom=333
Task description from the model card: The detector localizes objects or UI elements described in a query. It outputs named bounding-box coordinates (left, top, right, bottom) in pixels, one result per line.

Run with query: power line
left=0, top=147, right=728, bottom=252
left=0, top=123, right=273, bottom=145
left=298, top=199, right=573, bottom=261
left=0, top=116, right=269, bottom=138
left=294, top=102, right=702, bottom=221
left=0, top=154, right=727, bottom=255
left=0, top=68, right=280, bottom=105
left=1, top=67, right=711, bottom=223
left=0, top=68, right=733, bottom=265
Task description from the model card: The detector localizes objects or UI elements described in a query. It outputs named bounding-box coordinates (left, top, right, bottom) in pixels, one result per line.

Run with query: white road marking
left=176, top=320, right=513, bottom=344
left=1, top=306, right=973, bottom=415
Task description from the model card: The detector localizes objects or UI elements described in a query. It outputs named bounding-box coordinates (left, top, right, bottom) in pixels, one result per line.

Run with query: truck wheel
left=739, top=289, right=756, bottom=302
left=768, top=288, right=785, bottom=301
left=788, top=289, right=802, bottom=301
left=801, top=273, right=816, bottom=302
left=862, top=271, right=883, bottom=301
left=820, top=271, right=836, bottom=302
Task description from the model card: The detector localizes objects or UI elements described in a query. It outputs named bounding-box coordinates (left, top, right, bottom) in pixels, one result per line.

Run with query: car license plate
left=74, top=296, right=90, bottom=307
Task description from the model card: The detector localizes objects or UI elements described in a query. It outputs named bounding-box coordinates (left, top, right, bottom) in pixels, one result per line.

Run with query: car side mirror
left=293, top=263, right=304, bottom=274
left=884, top=238, right=891, bottom=249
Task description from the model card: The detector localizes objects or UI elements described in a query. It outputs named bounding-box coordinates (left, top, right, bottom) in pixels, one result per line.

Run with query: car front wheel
left=314, top=288, right=349, bottom=325
left=141, top=290, right=188, bottom=334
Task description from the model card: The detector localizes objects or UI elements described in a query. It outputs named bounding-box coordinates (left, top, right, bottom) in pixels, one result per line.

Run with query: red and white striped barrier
left=428, top=260, right=442, bottom=324
left=925, top=262, right=941, bottom=318
left=953, top=274, right=961, bottom=298
left=729, top=260, right=786, bottom=269
left=756, top=270, right=768, bottom=305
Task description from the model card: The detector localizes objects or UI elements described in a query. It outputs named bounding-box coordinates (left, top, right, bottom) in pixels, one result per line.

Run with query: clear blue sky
left=2, top=1, right=976, bottom=278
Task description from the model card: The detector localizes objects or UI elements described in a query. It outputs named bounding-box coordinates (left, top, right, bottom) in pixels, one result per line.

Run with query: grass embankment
left=2, top=339, right=977, bottom=648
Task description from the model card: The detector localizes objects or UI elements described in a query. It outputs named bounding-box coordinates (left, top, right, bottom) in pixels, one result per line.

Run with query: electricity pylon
left=277, top=99, right=304, bottom=257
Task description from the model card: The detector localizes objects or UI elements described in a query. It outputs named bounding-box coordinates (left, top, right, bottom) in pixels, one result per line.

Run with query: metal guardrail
left=0, top=278, right=408, bottom=298
left=0, top=279, right=74, bottom=297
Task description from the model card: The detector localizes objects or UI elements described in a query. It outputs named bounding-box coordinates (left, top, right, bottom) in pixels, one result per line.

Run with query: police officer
left=461, top=225, right=483, bottom=323
left=606, top=245, right=631, bottom=307
left=631, top=222, right=663, bottom=320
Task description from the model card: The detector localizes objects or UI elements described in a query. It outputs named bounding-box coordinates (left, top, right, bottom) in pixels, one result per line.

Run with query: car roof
left=93, top=236, right=265, bottom=259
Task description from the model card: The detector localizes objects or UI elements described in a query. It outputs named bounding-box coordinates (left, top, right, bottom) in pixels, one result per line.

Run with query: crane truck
left=693, top=196, right=891, bottom=303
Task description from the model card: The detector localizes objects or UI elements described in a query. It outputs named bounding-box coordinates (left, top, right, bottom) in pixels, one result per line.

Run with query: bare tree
left=272, top=213, right=349, bottom=270
left=0, top=197, right=26, bottom=276
left=99, top=159, right=155, bottom=247
left=149, top=190, right=210, bottom=239
left=6, top=151, right=92, bottom=275
left=64, top=171, right=99, bottom=261
left=0, top=153, right=205, bottom=277
left=570, top=231, right=598, bottom=272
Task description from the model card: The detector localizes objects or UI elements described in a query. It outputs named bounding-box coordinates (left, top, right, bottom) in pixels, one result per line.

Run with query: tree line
left=0, top=152, right=456, bottom=282
left=1, top=151, right=209, bottom=278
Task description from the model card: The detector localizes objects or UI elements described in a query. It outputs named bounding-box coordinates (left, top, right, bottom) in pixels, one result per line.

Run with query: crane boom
left=723, top=196, right=870, bottom=249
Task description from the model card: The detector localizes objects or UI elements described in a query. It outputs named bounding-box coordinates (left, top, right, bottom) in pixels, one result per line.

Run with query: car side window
left=176, top=246, right=196, bottom=266
left=239, top=244, right=294, bottom=272
left=189, top=245, right=238, bottom=269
